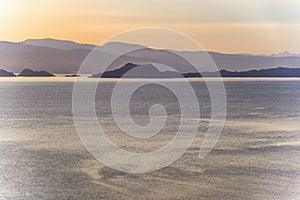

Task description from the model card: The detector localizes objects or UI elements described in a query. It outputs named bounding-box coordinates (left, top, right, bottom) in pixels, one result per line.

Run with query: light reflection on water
left=0, top=78, right=300, bottom=199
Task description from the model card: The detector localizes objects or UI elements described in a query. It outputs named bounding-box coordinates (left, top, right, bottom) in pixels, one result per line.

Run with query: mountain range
left=91, top=63, right=300, bottom=78
left=1, top=38, right=300, bottom=74
left=1, top=62, right=300, bottom=78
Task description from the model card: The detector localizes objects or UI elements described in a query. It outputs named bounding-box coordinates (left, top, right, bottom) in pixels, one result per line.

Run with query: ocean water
left=0, top=77, right=300, bottom=199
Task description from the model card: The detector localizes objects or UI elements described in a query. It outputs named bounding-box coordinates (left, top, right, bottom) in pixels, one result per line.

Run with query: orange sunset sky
left=1, top=0, right=300, bottom=54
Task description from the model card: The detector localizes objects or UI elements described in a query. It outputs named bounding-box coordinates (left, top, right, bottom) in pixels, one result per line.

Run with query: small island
left=18, top=69, right=55, bottom=77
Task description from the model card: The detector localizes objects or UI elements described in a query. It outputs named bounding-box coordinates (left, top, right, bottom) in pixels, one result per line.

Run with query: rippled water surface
left=0, top=78, right=300, bottom=199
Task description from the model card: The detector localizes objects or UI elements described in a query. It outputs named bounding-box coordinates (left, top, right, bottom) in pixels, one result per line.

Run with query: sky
left=1, top=0, right=300, bottom=54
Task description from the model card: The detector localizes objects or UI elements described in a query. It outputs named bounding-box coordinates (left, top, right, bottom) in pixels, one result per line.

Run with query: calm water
left=0, top=78, right=300, bottom=199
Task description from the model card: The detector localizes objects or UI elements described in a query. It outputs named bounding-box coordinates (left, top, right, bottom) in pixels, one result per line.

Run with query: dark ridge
left=91, top=63, right=300, bottom=78
left=184, top=67, right=300, bottom=77
left=18, top=68, right=55, bottom=77
left=90, top=63, right=138, bottom=78
left=207, top=67, right=300, bottom=77
left=90, top=63, right=183, bottom=78
left=0, top=69, right=16, bottom=77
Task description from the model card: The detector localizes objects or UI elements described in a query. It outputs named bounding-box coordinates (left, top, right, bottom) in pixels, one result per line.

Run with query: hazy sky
left=1, top=0, right=300, bottom=54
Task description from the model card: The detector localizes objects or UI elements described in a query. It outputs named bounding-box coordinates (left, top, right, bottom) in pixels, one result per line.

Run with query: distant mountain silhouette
left=18, top=69, right=55, bottom=77
left=218, top=67, right=300, bottom=77
left=1, top=38, right=300, bottom=74
left=187, top=67, right=300, bottom=77
left=270, top=51, right=300, bottom=57
left=91, top=63, right=137, bottom=78
left=21, top=38, right=95, bottom=50
left=91, top=63, right=300, bottom=78
left=91, top=63, right=182, bottom=78
left=0, top=69, right=15, bottom=77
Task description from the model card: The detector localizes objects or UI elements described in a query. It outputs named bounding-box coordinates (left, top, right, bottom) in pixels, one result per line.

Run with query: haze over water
left=0, top=78, right=300, bottom=199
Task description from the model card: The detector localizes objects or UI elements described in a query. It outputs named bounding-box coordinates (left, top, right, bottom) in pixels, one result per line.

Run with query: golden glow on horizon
left=1, top=0, right=300, bottom=54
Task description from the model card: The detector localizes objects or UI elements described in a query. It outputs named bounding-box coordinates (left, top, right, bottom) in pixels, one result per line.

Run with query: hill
left=91, top=63, right=300, bottom=78
left=1, top=38, right=300, bottom=74
left=0, top=69, right=15, bottom=77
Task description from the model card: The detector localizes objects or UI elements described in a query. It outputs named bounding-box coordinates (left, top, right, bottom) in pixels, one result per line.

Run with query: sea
left=0, top=77, right=300, bottom=200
